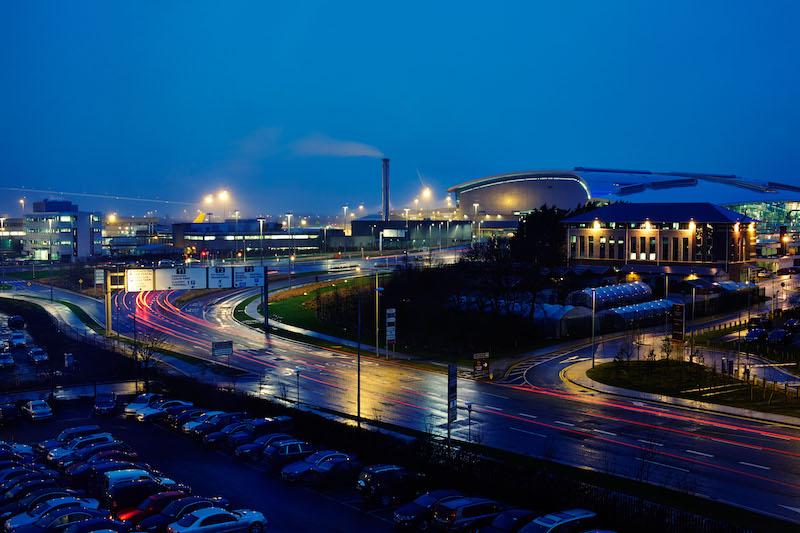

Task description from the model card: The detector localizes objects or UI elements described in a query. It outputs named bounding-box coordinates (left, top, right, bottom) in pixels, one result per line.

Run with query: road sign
left=233, top=265, right=264, bottom=288
left=93, top=269, right=104, bottom=286
left=385, top=308, right=396, bottom=342
left=473, top=352, right=489, bottom=376
left=154, top=267, right=207, bottom=290
left=208, top=266, right=233, bottom=289
left=671, top=303, right=686, bottom=341
left=447, top=363, right=457, bottom=424
left=211, top=340, right=233, bottom=358
left=124, top=269, right=154, bottom=292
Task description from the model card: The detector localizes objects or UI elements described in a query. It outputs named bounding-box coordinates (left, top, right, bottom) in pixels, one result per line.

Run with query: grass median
left=587, top=359, right=800, bottom=417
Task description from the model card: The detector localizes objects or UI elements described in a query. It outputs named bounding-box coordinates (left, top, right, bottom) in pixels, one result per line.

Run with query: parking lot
left=0, top=400, right=393, bottom=532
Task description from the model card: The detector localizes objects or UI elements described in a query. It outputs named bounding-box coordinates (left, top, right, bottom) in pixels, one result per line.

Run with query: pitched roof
left=563, top=202, right=755, bottom=224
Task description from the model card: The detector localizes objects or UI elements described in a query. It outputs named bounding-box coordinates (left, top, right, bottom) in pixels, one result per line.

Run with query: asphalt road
left=0, top=401, right=391, bottom=533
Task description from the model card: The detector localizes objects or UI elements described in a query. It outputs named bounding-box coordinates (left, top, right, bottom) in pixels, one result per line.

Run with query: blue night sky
left=1, top=1, right=799, bottom=218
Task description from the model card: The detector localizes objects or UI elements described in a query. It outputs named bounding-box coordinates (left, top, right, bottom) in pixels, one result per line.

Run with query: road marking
left=509, top=426, right=547, bottom=438
left=485, top=392, right=509, bottom=400
left=483, top=405, right=504, bottom=411
left=592, top=429, right=617, bottom=437
left=636, top=458, right=689, bottom=473
left=637, top=439, right=663, bottom=447
left=554, top=420, right=575, bottom=427
left=738, top=461, right=771, bottom=471
left=517, top=413, right=538, bottom=419
left=685, top=449, right=714, bottom=458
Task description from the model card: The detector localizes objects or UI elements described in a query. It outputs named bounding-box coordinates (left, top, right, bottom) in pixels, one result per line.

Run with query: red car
left=115, top=490, right=186, bottom=524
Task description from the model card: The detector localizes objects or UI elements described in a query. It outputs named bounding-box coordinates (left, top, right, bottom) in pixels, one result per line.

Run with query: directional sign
left=125, top=269, right=154, bottom=292
left=671, top=303, right=686, bottom=342
left=385, top=308, right=396, bottom=342
left=208, top=267, right=233, bottom=289
left=473, top=352, right=489, bottom=376
left=447, top=364, right=457, bottom=424
left=212, top=340, right=233, bottom=358
left=154, top=267, right=207, bottom=290
left=233, top=266, right=264, bottom=288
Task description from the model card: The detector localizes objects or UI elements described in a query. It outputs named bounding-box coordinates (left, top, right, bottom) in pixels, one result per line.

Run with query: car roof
left=187, top=507, right=231, bottom=519
left=269, top=438, right=304, bottom=446
left=439, top=496, right=494, bottom=509
left=105, top=468, right=149, bottom=479
left=533, top=508, right=596, bottom=526
left=365, top=464, right=404, bottom=473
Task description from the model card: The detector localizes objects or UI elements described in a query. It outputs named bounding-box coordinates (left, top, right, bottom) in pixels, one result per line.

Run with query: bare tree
left=134, top=330, right=168, bottom=392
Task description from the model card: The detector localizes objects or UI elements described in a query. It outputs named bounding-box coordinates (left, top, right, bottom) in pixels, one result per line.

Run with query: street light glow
left=421, top=187, right=432, bottom=200
left=204, top=194, right=214, bottom=205
left=217, top=190, right=230, bottom=202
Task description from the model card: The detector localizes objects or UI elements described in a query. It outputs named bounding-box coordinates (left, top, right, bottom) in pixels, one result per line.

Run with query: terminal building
left=563, top=202, right=757, bottom=280
left=22, top=200, right=103, bottom=262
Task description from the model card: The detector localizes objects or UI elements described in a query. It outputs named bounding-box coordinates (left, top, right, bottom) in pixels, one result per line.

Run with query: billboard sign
left=212, top=340, right=233, bottom=358
left=154, top=267, right=208, bottom=291
left=94, top=269, right=104, bottom=286
left=447, top=363, right=457, bottom=424
left=208, top=267, right=233, bottom=289
left=233, top=265, right=264, bottom=288
left=125, top=269, right=155, bottom=292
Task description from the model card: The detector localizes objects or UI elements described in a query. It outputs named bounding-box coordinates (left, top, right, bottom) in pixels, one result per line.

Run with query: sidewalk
left=562, top=358, right=800, bottom=427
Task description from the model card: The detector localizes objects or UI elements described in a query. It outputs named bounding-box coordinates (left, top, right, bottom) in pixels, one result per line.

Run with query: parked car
left=115, top=490, right=186, bottom=524
left=4, top=496, right=101, bottom=532
left=136, top=401, right=193, bottom=423
left=167, top=409, right=205, bottom=431
left=783, top=318, right=800, bottom=333
left=480, top=508, right=539, bottom=532
left=123, top=394, right=163, bottom=418
left=56, top=441, right=131, bottom=470
left=93, top=393, right=117, bottom=415
left=85, top=461, right=148, bottom=495
left=20, top=401, right=52, bottom=422
left=47, top=434, right=115, bottom=463
left=165, top=506, right=266, bottom=533
left=392, top=489, right=462, bottom=530
left=63, top=517, right=131, bottom=533
left=0, top=352, right=14, bottom=369
left=8, top=332, right=26, bottom=349
left=35, top=426, right=102, bottom=457
left=0, top=478, right=60, bottom=506
left=102, top=480, right=172, bottom=513
left=201, top=421, right=251, bottom=448
left=747, top=316, right=772, bottom=331
left=7, top=506, right=105, bottom=533
left=190, top=413, right=247, bottom=439
left=99, top=469, right=176, bottom=496
left=7, top=316, right=25, bottom=330
left=0, top=488, right=79, bottom=519
left=181, top=411, right=224, bottom=434
left=518, top=509, right=597, bottom=532
left=27, top=348, right=48, bottom=365
left=224, top=417, right=292, bottom=451
left=356, top=464, right=423, bottom=506
left=66, top=455, right=141, bottom=488
left=768, top=329, right=791, bottom=345
left=136, top=496, right=230, bottom=533
left=233, top=433, right=292, bottom=461
left=261, top=439, right=314, bottom=471
left=744, top=328, right=767, bottom=343
left=431, top=497, right=503, bottom=531
left=280, top=451, right=359, bottom=485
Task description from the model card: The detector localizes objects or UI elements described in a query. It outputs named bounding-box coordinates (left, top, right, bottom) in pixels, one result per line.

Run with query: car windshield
left=415, top=493, right=441, bottom=507
left=305, top=452, right=330, bottom=463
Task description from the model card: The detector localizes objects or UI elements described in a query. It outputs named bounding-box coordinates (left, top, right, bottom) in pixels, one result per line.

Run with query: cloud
left=290, top=133, right=383, bottom=158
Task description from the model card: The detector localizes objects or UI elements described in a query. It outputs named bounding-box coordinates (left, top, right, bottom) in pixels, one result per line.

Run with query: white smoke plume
left=291, top=133, right=384, bottom=158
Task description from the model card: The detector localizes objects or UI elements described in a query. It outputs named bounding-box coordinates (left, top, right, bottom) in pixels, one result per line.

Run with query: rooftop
left=563, top=202, right=755, bottom=224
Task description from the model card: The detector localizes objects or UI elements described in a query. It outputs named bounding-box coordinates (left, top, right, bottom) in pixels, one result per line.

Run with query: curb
left=561, top=362, right=800, bottom=429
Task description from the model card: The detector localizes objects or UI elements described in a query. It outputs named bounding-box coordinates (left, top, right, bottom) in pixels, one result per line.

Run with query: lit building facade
left=103, top=215, right=173, bottom=256
left=22, top=200, right=103, bottom=262
left=563, top=203, right=757, bottom=279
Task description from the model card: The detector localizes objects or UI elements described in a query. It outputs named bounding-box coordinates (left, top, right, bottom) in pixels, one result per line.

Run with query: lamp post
left=473, top=202, right=479, bottom=217
left=289, top=255, right=295, bottom=289
left=285, top=213, right=294, bottom=257
left=295, top=368, right=301, bottom=405
left=47, top=219, right=53, bottom=302
left=342, top=205, right=348, bottom=235
left=258, top=217, right=268, bottom=336
left=375, top=270, right=382, bottom=358
left=233, top=210, right=240, bottom=262
left=356, top=293, right=362, bottom=428
left=404, top=208, right=410, bottom=228
left=18, top=198, right=24, bottom=215
left=465, top=401, right=473, bottom=442
left=591, top=287, right=596, bottom=368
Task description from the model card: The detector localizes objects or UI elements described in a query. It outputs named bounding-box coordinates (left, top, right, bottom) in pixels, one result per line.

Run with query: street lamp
left=285, top=212, right=294, bottom=257
left=403, top=208, right=410, bottom=228
left=257, top=217, right=268, bottom=336
left=465, top=401, right=473, bottom=442
left=473, top=203, right=479, bottom=217
left=47, top=218, right=53, bottom=302
left=591, top=287, right=596, bottom=368
left=18, top=198, right=25, bottom=214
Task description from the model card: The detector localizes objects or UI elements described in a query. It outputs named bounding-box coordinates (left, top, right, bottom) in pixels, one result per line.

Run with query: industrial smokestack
left=381, top=158, right=390, bottom=222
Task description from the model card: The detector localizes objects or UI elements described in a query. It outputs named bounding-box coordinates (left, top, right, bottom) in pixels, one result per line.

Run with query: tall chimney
left=381, top=158, right=390, bottom=222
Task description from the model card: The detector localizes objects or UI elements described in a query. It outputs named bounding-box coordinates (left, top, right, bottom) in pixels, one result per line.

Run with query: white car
left=135, top=400, right=193, bottom=422
left=123, top=393, right=163, bottom=418
left=4, top=496, right=100, bottom=531
left=47, top=433, right=114, bottom=462
left=8, top=332, right=26, bottom=348
left=182, top=411, right=224, bottom=434
left=21, top=400, right=52, bottom=421
left=28, top=347, right=49, bottom=365
left=102, top=468, right=177, bottom=492
left=167, top=507, right=266, bottom=533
